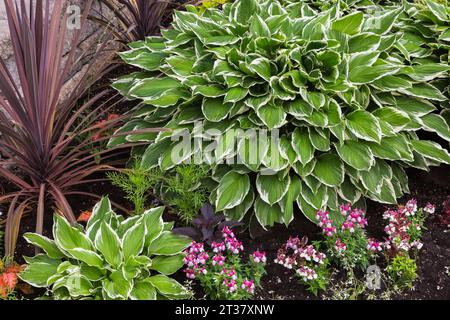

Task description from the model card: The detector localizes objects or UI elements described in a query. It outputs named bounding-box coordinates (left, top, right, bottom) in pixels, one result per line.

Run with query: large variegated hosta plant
left=111, top=0, right=450, bottom=228
left=19, top=198, right=191, bottom=300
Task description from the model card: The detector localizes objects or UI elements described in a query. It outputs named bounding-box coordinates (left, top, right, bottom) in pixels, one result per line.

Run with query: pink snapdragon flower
left=212, top=254, right=226, bottom=267
left=252, top=250, right=267, bottom=264
left=223, top=279, right=238, bottom=293
left=424, top=203, right=435, bottom=214
left=211, top=242, right=225, bottom=253
left=241, top=279, right=255, bottom=294
left=367, top=239, right=382, bottom=252
left=334, top=239, right=347, bottom=253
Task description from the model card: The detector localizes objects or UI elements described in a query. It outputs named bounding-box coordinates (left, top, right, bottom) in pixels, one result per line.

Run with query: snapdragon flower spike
left=223, top=279, right=238, bottom=293
left=242, top=279, right=255, bottom=294
left=368, top=239, right=382, bottom=252
left=296, top=265, right=318, bottom=281
left=347, top=208, right=368, bottom=229
left=316, top=210, right=337, bottom=236
left=252, top=250, right=267, bottom=264
left=225, top=237, right=244, bottom=254
left=184, top=269, right=196, bottom=280
left=424, top=203, right=435, bottom=214
left=403, top=199, right=418, bottom=216
left=334, top=239, right=347, bottom=253
left=222, top=226, right=235, bottom=238
left=212, top=254, right=226, bottom=267
left=340, top=203, right=352, bottom=215
left=211, top=242, right=225, bottom=253
left=189, top=241, right=205, bottom=254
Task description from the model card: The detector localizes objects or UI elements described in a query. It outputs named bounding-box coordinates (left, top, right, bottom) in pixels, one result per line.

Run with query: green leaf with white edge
left=371, top=75, right=412, bottom=91
left=94, top=222, right=122, bottom=268
left=256, top=173, right=290, bottom=205
left=279, top=135, right=297, bottom=164
left=118, top=51, right=165, bottom=72
left=224, top=87, right=248, bottom=104
left=349, top=64, right=399, bottom=85
left=348, top=33, right=380, bottom=53
left=394, top=97, right=436, bottom=117
left=147, top=275, right=191, bottom=299
left=359, top=160, right=386, bottom=194
left=130, top=281, right=157, bottom=300
left=103, top=270, right=133, bottom=300
left=297, top=195, right=318, bottom=222
left=332, top=11, right=363, bottom=35
left=411, top=140, right=450, bottom=164
left=422, top=114, right=450, bottom=142
left=19, top=255, right=61, bottom=288
left=309, top=128, right=330, bottom=152
left=399, top=83, right=446, bottom=101
left=122, top=220, right=146, bottom=261
left=216, top=171, right=251, bottom=211
left=301, top=182, right=328, bottom=210
left=147, top=232, right=191, bottom=256
left=143, top=207, right=165, bottom=247
left=313, top=154, right=344, bottom=187
left=372, top=107, right=410, bottom=130
left=52, top=274, right=93, bottom=298
left=202, top=98, right=231, bottom=122
left=346, top=110, right=382, bottom=143
left=150, top=255, right=184, bottom=275
left=250, top=15, right=271, bottom=38
left=408, top=63, right=450, bottom=82
left=280, top=175, right=301, bottom=226
left=292, top=127, right=314, bottom=165
left=256, top=104, right=286, bottom=129
left=23, top=233, right=64, bottom=259
left=247, top=57, right=272, bottom=82
left=254, top=197, right=283, bottom=230
left=54, top=214, right=94, bottom=253
left=237, top=134, right=268, bottom=171
left=66, top=248, right=104, bottom=268
left=366, top=135, right=413, bottom=162
left=334, top=140, right=375, bottom=171
left=224, top=188, right=255, bottom=222
left=130, top=77, right=182, bottom=100
left=166, top=55, right=194, bottom=77
left=362, top=7, right=402, bottom=35
left=193, top=85, right=226, bottom=98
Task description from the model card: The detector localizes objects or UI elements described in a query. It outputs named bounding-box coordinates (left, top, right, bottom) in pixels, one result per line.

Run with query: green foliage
left=107, top=160, right=162, bottom=215
left=163, top=165, right=209, bottom=223
left=197, top=0, right=231, bottom=13
left=387, top=254, right=418, bottom=290
left=19, top=198, right=191, bottom=300
left=113, top=0, right=450, bottom=228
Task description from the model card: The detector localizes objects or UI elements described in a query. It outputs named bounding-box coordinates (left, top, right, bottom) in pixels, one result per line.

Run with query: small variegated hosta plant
left=111, top=0, right=450, bottom=229
left=19, top=198, right=192, bottom=300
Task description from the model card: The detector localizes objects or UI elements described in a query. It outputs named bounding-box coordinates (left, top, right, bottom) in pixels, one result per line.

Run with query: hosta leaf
left=371, top=76, right=412, bottom=91
left=147, top=275, right=190, bottom=299
left=130, top=281, right=157, bottom=300
left=362, top=7, right=401, bottom=35
left=122, top=221, right=146, bottom=261
left=292, top=128, right=314, bottom=165
left=193, top=85, right=226, bottom=98
left=247, top=57, right=272, bottom=81
left=166, top=56, right=194, bottom=77
left=254, top=197, right=283, bottom=230
left=335, top=140, right=374, bottom=171
left=250, top=14, right=271, bottom=37
left=421, top=114, right=450, bottom=142
left=202, top=98, right=231, bottom=122
left=280, top=175, right=301, bottom=226
left=237, top=134, right=268, bottom=171
left=400, top=83, right=446, bottom=101
left=216, top=171, right=251, bottom=211
left=372, top=107, right=410, bottom=130
left=256, top=104, right=286, bottom=129
left=143, top=207, right=165, bottom=247
left=313, top=154, right=344, bottom=187
left=349, top=64, right=399, bottom=84
left=256, top=173, right=290, bottom=205
left=147, top=232, right=191, bottom=256
left=348, top=33, right=380, bottom=53
left=408, top=63, right=450, bottom=82
left=23, top=233, right=64, bottom=259
left=119, top=50, right=165, bottom=71
left=20, top=255, right=60, bottom=288
left=411, top=140, right=450, bottom=164
left=150, top=255, right=184, bottom=275
left=130, top=77, right=182, bottom=100
left=367, top=135, right=413, bottom=162
left=309, top=128, right=330, bottom=152
left=224, top=87, right=248, bottom=104
left=331, top=11, right=363, bottom=35
left=95, top=222, right=122, bottom=268
left=300, top=182, right=328, bottom=210
left=346, top=110, right=382, bottom=143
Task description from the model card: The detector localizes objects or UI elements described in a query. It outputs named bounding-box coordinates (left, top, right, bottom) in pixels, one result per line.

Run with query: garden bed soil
left=4, top=165, right=449, bottom=300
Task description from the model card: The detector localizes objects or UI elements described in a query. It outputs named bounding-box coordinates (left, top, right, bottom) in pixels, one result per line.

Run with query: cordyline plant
left=111, top=0, right=450, bottom=229
left=0, top=0, right=159, bottom=258
left=92, top=0, right=190, bottom=44
left=20, top=198, right=192, bottom=300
